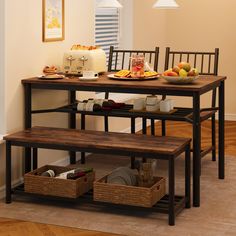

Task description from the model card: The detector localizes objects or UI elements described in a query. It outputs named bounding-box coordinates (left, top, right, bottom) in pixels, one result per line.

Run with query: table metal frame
left=22, top=76, right=226, bottom=207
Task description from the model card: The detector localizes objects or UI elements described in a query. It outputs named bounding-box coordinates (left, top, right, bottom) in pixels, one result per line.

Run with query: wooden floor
left=1, top=120, right=235, bottom=235
left=0, top=217, right=121, bottom=236
left=148, top=120, right=236, bottom=156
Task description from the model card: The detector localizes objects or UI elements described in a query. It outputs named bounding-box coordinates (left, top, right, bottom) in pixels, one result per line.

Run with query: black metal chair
left=152, top=47, right=219, bottom=161
left=106, top=46, right=160, bottom=132
left=107, top=46, right=160, bottom=166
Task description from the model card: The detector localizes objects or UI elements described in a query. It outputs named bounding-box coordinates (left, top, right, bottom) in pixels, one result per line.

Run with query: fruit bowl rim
left=161, top=75, right=199, bottom=79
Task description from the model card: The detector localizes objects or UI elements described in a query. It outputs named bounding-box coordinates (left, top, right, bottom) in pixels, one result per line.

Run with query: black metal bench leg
left=169, top=158, right=175, bottom=226
left=185, top=144, right=191, bottom=208
left=6, top=141, right=12, bottom=204
left=211, top=115, right=216, bottom=161
left=81, top=114, right=86, bottom=164
left=33, top=148, right=38, bottom=170
left=151, top=119, right=155, bottom=136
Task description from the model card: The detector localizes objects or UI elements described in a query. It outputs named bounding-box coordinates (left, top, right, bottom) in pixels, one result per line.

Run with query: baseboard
left=0, top=177, right=24, bottom=200
left=225, top=113, right=236, bottom=121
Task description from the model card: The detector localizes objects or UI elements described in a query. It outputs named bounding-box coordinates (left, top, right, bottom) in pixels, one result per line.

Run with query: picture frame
left=42, top=0, right=65, bottom=42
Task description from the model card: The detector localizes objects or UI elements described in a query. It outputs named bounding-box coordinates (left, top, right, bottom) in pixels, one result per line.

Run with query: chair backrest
left=108, top=46, right=160, bottom=72
left=164, top=47, right=219, bottom=76
left=164, top=47, right=220, bottom=107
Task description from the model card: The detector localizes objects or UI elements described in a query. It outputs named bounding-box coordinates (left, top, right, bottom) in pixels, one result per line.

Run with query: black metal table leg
left=211, top=114, right=216, bottom=161
left=81, top=114, right=86, bottom=164
left=162, top=120, right=166, bottom=136
left=168, top=158, right=175, bottom=226
left=142, top=118, right=147, bottom=163
left=151, top=119, right=155, bottom=136
left=104, top=116, right=109, bottom=132
left=185, top=144, right=191, bottom=208
left=33, top=148, right=38, bottom=170
left=131, top=117, right=136, bottom=169
left=6, top=141, right=12, bottom=204
left=219, top=81, right=225, bottom=179
left=24, top=84, right=32, bottom=173
left=192, top=93, right=201, bottom=207
left=69, top=91, right=76, bottom=164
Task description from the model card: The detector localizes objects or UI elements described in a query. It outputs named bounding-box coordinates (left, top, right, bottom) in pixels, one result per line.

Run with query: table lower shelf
left=12, top=183, right=186, bottom=216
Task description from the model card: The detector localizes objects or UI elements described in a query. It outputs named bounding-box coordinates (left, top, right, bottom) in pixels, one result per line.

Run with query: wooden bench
left=4, top=126, right=191, bottom=226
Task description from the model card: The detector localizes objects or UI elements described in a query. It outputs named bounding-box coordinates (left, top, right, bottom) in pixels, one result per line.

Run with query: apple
left=178, top=62, right=186, bottom=69
left=167, top=71, right=178, bottom=76
left=172, top=66, right=180, bottom=74
left=182, top=63, right=191, bottom=72
left=178, top=62, right=191, bottom=72
left=179, top=69, right=188, bottom=77
left=188, top=68, right=199, bottom=76
left=163, top=69, right=173, bottom=76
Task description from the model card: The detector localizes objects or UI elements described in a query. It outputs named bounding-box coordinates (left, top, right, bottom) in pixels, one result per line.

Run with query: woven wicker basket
left=24, top=165, right=95, bottom=198
left=94, top=175, right=165, bottom=208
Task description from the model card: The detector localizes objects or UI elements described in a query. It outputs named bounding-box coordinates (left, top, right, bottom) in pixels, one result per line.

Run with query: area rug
left=0, top=154, right=236, bottom=236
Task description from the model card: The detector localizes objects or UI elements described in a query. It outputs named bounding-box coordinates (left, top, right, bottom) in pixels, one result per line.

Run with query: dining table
left=22, top=73, right=226, bottom=207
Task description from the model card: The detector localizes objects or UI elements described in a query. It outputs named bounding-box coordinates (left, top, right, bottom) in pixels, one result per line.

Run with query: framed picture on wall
left=42, top=0, right=65, bottom=42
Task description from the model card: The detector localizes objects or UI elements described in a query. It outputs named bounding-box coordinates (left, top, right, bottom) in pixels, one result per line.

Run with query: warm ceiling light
left=153, top=0, right=179, bottom=9
left=97, top=0, right=123, bottom=8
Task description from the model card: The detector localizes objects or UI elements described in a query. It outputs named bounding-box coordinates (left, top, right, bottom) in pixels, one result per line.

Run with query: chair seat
left=189, top=110, right=217, bottom=122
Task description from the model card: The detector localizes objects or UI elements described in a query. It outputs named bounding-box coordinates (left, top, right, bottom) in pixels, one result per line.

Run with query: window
left=95, top=1, right=121, bottom=61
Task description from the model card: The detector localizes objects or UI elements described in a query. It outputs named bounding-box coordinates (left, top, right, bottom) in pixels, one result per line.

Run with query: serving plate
left=161, top=75, right=199, bottom=84
left=108, top=74, right=159, bottom=81
left=38, top=74, right=65, bottom=80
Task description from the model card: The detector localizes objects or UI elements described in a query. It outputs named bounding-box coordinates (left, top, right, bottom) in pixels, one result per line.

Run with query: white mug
left=82, top=71, right=98, bottom=78
left=133, top=98, right=145, bottom=110
left=160, top=99, right=171, bottom=112
left=146, top=95, right=158, bottom=105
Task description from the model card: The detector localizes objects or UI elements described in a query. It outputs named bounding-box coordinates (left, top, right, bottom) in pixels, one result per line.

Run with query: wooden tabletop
left=4, top=127, right=191, bottom=158
left=22, top=73, right=226, bottom=95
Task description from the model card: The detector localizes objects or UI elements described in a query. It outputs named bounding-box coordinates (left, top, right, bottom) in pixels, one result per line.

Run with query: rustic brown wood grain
left=4, top=126, right=190, bottom=156
left=0, top=217, right=121, bottom=236
left=21, top=74, right=226, bottom=93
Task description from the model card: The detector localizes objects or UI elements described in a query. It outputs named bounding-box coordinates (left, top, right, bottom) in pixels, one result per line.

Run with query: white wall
left=120, top=0, right=133, bottom=49
left=134, top=0, right=236, bottom=118
left=0, top=0, right=96, bottom=188
left=5, top=0, right=95, bottom=133
left=0, top=0, right=5, bottom=135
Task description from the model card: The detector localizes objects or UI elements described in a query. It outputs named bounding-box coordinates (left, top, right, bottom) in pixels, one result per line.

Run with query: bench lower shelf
left=12, top=183, right=186, bottom=216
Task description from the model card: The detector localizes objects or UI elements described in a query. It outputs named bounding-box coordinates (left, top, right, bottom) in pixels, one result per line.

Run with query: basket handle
left=154, top=185, right=160, bottom=191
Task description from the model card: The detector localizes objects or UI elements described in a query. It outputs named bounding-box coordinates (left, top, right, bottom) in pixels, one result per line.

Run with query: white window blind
left=95, top=3, right=120, bottom=60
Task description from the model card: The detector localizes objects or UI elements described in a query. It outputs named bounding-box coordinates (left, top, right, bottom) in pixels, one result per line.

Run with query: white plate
left=161, top=75, right=199, bottom=84
left=38, top=74, right=65, bottom=80
left=79, top=77, right=98, bottom=81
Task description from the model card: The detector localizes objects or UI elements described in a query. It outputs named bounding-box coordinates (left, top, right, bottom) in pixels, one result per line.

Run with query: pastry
left=114, top=70, right=131, bottom=78
left=144, top=71, right=158, bottom=77
left=43, top=66, right=58, bottom=75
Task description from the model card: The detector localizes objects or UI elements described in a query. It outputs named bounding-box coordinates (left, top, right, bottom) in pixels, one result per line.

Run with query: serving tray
left=108, top=74, right=159, bottom=81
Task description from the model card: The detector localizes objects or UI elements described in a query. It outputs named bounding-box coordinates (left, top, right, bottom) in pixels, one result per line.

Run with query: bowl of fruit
left=161, top=62, right=199, bottom=84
